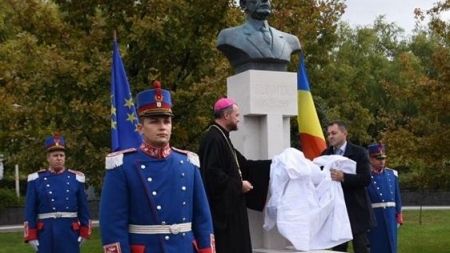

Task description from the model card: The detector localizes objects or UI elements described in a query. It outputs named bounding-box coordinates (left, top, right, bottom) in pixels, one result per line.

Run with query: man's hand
left=28, top=240, right=39, bottom=251
left=242, top=180, right=253, bottom=193
left=330, top=169, right=344, bottom=182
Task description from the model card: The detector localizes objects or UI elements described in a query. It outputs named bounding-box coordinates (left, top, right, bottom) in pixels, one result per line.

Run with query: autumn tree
left=0, top=0, right=346, bottom=191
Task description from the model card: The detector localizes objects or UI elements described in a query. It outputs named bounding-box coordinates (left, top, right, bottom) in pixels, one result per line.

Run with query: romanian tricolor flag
left=297, top=54, right=327, bottom=160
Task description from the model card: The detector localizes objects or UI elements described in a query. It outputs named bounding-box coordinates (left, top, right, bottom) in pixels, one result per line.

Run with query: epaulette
left=105, top=148, right=137, bottom=170
left=68, top=169, right=86, bottom=183
left=386, top=168, right=399, bottom=177
left=384, top=168, right=398, bottom=177
left=172, top=147, right=200, bottom=168
left=27, top=169, right=45, bottom=182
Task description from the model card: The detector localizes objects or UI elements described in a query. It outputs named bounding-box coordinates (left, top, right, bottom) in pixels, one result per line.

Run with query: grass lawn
left=0, top=228, right=102, bottom=253
left=398, top=209, right=450, bottom=253
left=0, top=210, right=449, bottom=253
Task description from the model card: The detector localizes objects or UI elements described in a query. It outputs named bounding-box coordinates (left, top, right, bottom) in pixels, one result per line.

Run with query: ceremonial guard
left=23, top=133, right=91, bottom=252
left=367, top=142, right=403, bottom=253
left=100, top=81, right=215, bottom=253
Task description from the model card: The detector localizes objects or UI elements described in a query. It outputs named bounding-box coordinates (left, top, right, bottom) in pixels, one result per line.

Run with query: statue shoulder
left=273, top=28, right=301, bottom=50
left=219, top=24, right=246, bottom=35
left=105, top=148, right=137, bottom=170
left=218, top=25, right=246, bottom=43
left=172, top=147, right=200, bottom=168
left=27, top=169, right=46, bottom=182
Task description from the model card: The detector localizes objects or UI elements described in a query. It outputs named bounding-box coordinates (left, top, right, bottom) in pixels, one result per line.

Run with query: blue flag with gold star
left=110, top=40, right=142, bottom=151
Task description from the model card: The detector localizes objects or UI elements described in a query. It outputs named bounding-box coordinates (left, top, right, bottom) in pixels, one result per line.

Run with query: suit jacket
left=217, top=20, right=301, bottom=73
left=321, top=142, right=376, bottom=234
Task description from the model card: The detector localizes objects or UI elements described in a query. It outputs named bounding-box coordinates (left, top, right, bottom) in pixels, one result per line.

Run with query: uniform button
left=182, top=217, right=186, bottom=221
left=66, top=190, right=70, bottom=192
left=67, top=176, right=71, bottom=178
left=46, top=184, right=50, bottom=187
left=147, top=177, right=152, bottom=182
left=161, top=221, right=166, bottom=225
left=67, top=182, right=70, bottom=185
left=66, top=197, right=69, bottom=200
left=141, top=165, right=146, bottom=169
left=181, top=186, right=186, bottom=191
left=52, top=207, right=56, bottom=210
left=165, top=236, right=170, bottom=240
left=66, top=207, right=69, bottom=209
left=182, top=202, right=186, bottom=206
left=44, top=178, right=47, bottom=180
left=157, top=205, right=162, bottom=210
left=180, top=160, right=184, bottom=164
left=51, top=199, right=55, bottom=202
left=182, top=233, right=186, bottom=237
left=152, top=191, right=157, bottom=196
left=49, top=191, right=53, bottom=194
left=181, top=173, right=185, bottom=177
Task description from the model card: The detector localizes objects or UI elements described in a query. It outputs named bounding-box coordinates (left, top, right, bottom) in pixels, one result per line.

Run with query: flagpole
left=110, top=31, right=142, bottom=151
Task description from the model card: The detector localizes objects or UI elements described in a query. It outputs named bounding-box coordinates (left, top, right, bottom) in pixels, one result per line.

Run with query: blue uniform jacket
left=367, top=168, right=402, bottom=253
left=100, top=148, right=215, bottom=253
left=23, top=169, right=91, bottom=253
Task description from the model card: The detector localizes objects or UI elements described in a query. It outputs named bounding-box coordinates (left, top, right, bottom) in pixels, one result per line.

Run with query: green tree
left=0, top=0, right=346, bottom=191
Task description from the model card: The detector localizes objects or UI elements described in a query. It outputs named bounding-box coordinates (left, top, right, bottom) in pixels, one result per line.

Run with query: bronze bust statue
left=217, top=0, right=301, bottom=74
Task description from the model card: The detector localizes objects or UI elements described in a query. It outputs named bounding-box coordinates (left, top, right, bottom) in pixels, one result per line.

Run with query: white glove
left=28, top=240, right=39, bottom=251
left=78, top=236, right=87, bottom=247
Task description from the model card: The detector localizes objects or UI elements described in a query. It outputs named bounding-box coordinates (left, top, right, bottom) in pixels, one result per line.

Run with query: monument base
left=253, top=249, right=342, bottom=253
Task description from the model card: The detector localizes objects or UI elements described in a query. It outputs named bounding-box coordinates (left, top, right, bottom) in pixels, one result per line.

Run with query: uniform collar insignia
left=140, top=142, right=171, bottom=159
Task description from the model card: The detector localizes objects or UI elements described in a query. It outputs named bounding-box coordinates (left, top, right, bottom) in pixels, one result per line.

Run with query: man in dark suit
left=321, top=120, right=376, bottom=253
left=217, top=0, right=301, bottom=73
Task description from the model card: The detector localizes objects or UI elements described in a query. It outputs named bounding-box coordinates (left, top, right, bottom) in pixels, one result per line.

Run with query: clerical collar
left=213, top=123, right=230, bottom=137
left=247, top=18, right=269, bottom=31
left=48, top=168, right=65, bottom=174
left=140, top=142, right=171, bottom=159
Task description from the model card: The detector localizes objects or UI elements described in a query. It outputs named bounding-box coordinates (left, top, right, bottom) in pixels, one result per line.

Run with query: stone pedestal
left=227, top=70, right=296, bottom=251
left=226, top=70, right=339, bottom=253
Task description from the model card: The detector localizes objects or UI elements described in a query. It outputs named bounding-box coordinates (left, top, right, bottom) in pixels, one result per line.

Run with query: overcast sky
left=342, top=0, right=447, bottom=33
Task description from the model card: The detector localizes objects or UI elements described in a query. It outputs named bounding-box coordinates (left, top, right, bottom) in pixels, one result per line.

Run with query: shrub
left=0, top=188, right=24, bottom=211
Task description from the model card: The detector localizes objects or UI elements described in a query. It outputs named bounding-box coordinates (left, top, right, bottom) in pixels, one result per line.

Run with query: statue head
left=240, top=0, right=272, bottom=21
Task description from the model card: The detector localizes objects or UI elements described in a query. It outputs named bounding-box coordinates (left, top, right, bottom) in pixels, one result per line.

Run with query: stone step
left=254, top=249, right=341, bottom=253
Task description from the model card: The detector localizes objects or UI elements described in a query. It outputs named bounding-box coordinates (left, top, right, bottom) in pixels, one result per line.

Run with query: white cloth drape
left=264, top=148, right=354, bottom=251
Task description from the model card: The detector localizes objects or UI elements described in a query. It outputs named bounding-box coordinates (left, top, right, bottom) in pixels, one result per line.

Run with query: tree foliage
left=1, top=0, right=450, bottom=191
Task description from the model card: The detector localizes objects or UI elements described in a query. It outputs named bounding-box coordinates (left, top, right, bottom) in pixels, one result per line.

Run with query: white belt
left=128, top=222, right=192, bottom=235
left=38, top=212, right=78, bottom=219
left=372, top=202, right=396, bottom=208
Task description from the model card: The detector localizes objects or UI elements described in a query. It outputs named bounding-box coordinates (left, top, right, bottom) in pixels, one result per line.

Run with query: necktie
left=335, top=149, right=344, bottom=155
left=261, top=26, right=272, bottom=45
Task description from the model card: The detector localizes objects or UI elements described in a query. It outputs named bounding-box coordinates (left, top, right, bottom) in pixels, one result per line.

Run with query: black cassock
left=199, top=123, right=271, bottom=253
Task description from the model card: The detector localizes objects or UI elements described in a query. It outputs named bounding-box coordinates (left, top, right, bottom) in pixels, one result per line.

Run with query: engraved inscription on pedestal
left=252, top=81, right=292, bottom=113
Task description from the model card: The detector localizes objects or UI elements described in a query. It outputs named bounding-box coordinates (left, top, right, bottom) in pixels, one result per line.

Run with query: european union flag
left=110, top=40, right=142, bottom=151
